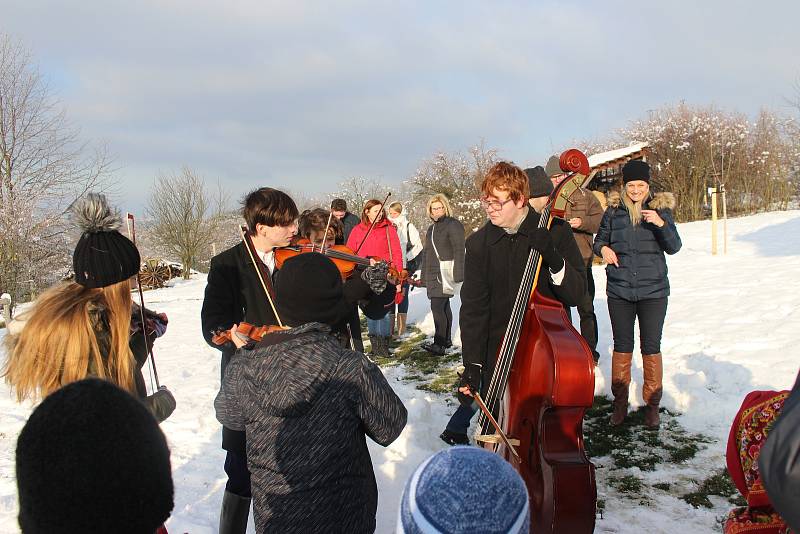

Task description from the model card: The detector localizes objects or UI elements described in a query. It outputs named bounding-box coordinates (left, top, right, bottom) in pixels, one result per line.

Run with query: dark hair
left=331, top=198, right=348, bottom=212
left=241, top=188, right=299, bottom=233
left=360, top=199, right=386, bottom=225
left=298, top=208, right=344, bottom=241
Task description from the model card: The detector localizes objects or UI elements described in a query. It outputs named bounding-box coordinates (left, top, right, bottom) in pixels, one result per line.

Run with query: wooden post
left=709, top=187, right=718, bottom=255
left=211, top=242, right=217, bottom=257
left=721, top=184, right=728, bottom=254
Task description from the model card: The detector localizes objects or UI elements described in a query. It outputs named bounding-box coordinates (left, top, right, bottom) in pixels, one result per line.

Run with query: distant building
left=585, top=142, right=650, bottom=194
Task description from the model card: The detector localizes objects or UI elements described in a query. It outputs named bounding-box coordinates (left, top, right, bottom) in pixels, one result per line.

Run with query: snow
left=1, top=210, right=799, bottom=533
left=588, top=142, right=650, bottom=168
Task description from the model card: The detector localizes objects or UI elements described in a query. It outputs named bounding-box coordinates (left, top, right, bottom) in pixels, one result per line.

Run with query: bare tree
left=405, top=141, right=498, bottom=236
left=330, top=176, right=386, bottom=215
left=146, top=167, right=228, bottom=278
left=0, top=35, right=112, bottom=304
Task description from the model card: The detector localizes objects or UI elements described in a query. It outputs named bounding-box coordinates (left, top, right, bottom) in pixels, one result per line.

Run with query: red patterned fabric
left=724, top=390, right=791, bottom=534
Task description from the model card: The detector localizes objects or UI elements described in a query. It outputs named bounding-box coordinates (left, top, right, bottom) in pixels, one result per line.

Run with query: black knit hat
left=622, top=159, right=651, bottom=184
left=16, top=378, right=174, bottom=534
left=72, top=193, right=141, bottom=288
left=524, top=166, right=553, bottom=198
left=275, top=253, right=353, bottom=328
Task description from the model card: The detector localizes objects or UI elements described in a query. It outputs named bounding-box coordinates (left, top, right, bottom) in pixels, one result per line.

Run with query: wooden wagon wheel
left=139, top=259, right=172, bottom=289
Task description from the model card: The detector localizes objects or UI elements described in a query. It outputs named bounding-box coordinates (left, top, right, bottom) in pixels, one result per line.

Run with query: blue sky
left=2, top=0, right=798, bottom=213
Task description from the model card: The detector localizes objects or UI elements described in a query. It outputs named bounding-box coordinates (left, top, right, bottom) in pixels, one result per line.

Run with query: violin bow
left=319, top=207, right=335, bottom=252
left=473, top=392, right=521, bottom=462
left=239, top=225, right=285, bottom=328
left=125, top=213, right=161, bottom=390
left=354, top=192, right=391, bottom=255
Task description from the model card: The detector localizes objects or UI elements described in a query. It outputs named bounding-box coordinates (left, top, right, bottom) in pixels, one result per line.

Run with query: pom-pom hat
left=71, top=193, right=141, bottom=288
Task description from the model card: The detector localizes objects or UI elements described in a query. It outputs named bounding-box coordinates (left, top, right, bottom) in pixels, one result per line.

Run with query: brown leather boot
left=397, top=313, right=407, bottom=336
left=610, top=351, right=633, bottom=426
left=642, top=353, right=663, bottom=429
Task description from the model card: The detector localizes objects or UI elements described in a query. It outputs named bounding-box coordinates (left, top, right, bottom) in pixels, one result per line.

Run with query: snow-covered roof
left=588, top=142, right=649, bottom=168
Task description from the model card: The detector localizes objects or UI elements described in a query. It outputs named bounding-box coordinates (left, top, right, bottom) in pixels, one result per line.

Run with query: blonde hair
left=388, top=201, right=403, bottom=214
left=3, top=280, right=137, bottom=402
left=427, top=194, right=453, bottom=219
left=622, top=185, right=646, bottom=226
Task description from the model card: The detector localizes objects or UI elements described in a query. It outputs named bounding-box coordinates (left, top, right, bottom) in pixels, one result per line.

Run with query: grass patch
left=681, top=469, right=745, bottom=509
left=608, top=474, right=643, bottom=495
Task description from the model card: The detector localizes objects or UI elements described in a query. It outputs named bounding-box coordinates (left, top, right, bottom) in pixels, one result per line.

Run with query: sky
left=2, top=0, right=799, bottom=213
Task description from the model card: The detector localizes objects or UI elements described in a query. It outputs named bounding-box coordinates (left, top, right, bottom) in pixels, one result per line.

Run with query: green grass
left=681, top=469, right=745, bottom=509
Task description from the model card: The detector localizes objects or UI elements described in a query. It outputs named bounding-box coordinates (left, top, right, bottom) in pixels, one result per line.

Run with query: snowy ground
left=1, top=210, right=798, bottom=533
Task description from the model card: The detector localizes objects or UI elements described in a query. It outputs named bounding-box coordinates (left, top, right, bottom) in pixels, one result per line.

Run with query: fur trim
left=72, top=193, right=122, bottom=233
left=648, top=192, right=676, bottom=210
left=606, top=190, right=675, bottom=210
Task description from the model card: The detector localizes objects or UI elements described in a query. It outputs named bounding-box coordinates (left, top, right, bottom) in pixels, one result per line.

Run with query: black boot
left=219, top=490, right=250, bottom=534
left=439, top=430, right=470, bottom=445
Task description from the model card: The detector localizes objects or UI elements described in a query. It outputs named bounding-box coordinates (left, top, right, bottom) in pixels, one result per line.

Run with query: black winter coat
left=759, top=374, right=800, bottom=532
left=460, top=209, right=586, bottom=392
left=341, top=212, right=360, bottom=245
left=214, top=323, right=407, bottom=534
left=201, top=242, right=280, bottom=453
left=592, top=192, right=682, bottom=302
left=421, top=216, right=466, bottom=299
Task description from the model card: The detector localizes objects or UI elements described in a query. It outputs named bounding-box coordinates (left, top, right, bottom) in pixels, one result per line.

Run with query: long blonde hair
left=3, top=279, right=137, bottom=402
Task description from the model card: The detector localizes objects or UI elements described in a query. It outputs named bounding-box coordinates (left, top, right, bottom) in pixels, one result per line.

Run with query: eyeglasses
left=480, top=197, right=514, bottom=211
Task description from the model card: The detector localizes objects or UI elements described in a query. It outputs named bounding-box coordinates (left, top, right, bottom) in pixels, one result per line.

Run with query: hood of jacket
left=607, top=190, right=676, bottom=210
left=241, top=322, right=345, bottom=418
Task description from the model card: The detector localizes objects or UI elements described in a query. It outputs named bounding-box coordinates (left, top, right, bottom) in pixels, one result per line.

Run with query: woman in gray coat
left=420, top=194, right=465, bottom=355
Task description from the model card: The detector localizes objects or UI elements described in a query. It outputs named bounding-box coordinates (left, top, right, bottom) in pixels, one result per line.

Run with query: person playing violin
left=439, top=162, right=586, bottom=446
left=2, top=193, right=176, bottom=423
left=201, top=186, right=299, bottom=534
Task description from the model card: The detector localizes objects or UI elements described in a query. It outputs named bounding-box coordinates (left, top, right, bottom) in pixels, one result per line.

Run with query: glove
left=529, top=227, right=564, bottom=272
left=361, top=262, right=389, bottom=294
left=146, top=386, right=177, bottom=423
left=456, top=363, right=482, bottom=407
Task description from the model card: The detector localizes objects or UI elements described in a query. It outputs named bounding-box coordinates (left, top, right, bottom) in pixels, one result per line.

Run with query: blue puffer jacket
left=593, top=191, right=682, bottom=301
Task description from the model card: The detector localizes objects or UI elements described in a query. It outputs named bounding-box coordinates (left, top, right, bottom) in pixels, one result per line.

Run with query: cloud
left=2, top=0, right=798, bottom=211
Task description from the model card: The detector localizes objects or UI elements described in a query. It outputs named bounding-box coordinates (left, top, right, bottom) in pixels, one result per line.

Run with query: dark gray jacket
left=342, top=212, right=360, bottom=245
left=759, top=375, right=800, bottom=532
left=593, top=192, right=682, bottom=302
left=215, top=322, right=407, bottom=534
left=421, top=216, right=466, bottom=299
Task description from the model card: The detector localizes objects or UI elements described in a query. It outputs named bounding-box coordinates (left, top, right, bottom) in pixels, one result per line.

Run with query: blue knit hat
left=398, top=447, right=529, bottom=534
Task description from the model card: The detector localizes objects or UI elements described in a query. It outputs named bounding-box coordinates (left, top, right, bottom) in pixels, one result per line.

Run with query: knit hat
left=622, top=159, right=650, bottom=184
left=16, top=378, right=174, bottom=534
left=72, top=193, right=141, bottom=288
left=398, top=446, right=530, bottom=534
left=524, top=166, right=552, bottom=198
left=544, top=155, right=563, bottom=178
left=275, top=253, right=353, bottom=328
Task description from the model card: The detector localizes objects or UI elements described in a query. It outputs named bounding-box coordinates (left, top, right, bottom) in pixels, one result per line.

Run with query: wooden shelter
left=585, top=142, right=650, bottom=193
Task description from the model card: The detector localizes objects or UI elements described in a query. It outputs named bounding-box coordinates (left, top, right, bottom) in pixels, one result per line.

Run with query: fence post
left=709, top=187, right=718, bottom=255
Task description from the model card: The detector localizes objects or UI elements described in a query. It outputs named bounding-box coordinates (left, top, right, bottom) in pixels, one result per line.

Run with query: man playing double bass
left=439, top=162, right=587, bottom=445
left=201, top=187, right=299, bottom=534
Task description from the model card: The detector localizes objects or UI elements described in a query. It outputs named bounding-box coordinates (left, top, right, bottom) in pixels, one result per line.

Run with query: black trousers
left=224, top=448, right=252, bottom=498
left=346, top=308, right=364, bottom=353
left=607, top=296, right=668, bottom=354
left=568, top=260, right=599, bottom=359
left=429, top=297, right=452, bottom=346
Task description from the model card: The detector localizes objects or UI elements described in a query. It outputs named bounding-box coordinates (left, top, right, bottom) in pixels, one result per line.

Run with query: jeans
left=395, top=285, right=410, bottom=314
left=367, top=315, right=392, bottom=336
left=607, top=296, right=668, bottom=354
left=429, top=297, right=453, bottom=346
left=446, top=403, right=477, bottom=434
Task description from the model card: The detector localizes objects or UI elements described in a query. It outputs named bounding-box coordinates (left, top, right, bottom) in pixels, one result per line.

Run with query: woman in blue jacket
left=593, top=160, right=682, bottom=429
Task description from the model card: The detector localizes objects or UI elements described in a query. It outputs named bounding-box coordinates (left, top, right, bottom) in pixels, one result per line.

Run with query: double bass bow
left=476, top=149, right=597, bottom=533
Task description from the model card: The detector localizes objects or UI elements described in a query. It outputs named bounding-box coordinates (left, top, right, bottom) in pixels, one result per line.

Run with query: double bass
left=476, top=149, right=597, bottom=533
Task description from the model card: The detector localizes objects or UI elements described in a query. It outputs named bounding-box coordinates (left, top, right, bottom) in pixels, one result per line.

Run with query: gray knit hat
left=398, top=446, right=529, bottom=534
left=71, top=193, right=141, bottom=288
left=524, top=166, right=552, bottom=198
left=544, top=155, right=563, bottom=178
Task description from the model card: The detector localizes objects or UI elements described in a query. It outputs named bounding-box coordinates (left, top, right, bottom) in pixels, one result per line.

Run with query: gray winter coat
left=421, top=216, right=466, bottom=299
left=592, top=192, right=682, bottom=302
left=215, top=322, right=407, bottom=534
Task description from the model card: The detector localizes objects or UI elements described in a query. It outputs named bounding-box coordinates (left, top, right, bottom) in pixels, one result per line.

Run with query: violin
left=211, top=322, right=289, bottom=346
left=275, top=238, right=372, bottom=280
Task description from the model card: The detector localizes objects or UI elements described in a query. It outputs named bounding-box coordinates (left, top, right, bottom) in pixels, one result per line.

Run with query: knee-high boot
left=219, top=490, right=250, bottom=534
left=642, top=353, right=663, bottom=428
left=610, top=351, right=633, bottom=426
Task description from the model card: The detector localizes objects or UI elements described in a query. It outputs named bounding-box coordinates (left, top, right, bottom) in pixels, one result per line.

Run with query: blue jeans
left=367, top=315, right=391, bottom=336
left=445, top=403, right=477, bottom=434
